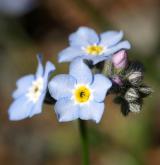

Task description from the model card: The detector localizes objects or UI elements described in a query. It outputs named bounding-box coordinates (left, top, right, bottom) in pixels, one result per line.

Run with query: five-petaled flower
left=58, top=26, right=131, bottom=64
left=48, top=58, right=112, bottom=123
left=8, top=55, right=55, bottom=120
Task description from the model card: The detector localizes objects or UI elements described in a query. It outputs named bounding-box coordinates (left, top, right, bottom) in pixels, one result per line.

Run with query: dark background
left=0, top=0, right=159, bottom=164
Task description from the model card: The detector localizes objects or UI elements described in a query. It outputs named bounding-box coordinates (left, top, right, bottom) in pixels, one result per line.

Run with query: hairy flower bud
left=125, top=88, right=139, bottom=102
left=139, top=86, right=153, bottom=95
left=129, top=103, right=141, bottom=113
left=112, top=50, right=127, bottom=69
left=126, top=71, right=143, bottom=86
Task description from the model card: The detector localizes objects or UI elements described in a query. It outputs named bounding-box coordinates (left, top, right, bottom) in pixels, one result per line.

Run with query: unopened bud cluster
left=95, top=50, right=152, bottom=116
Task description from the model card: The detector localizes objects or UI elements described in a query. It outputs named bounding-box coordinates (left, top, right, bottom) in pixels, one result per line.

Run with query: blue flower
left=58, top=26, right=131, bottom=64
left=8, top=55, right=55, bottom=120
left=48, top=58, right=112, bottom=123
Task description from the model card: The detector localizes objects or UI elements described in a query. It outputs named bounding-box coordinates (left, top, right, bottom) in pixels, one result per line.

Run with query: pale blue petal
left=13, top=75, right=34, bottom=99
left=92, top=56, right=110, bottom=64
left=100, top=31, right=123, bottom=47
left=54, top=98, right=79, bottom=122
left=16, top=74, right=34, bottom=87
left=43, top=61, right=55, bottom=89
left=29, top=93, right=45, bottom=117
left=35, top=54, right=44, bottom=78
left=69, top=27, right=99, bottom=47
left=78, top=54, right=110, bottom=64
left=8, top=96, right=34, bottom=121
left=67, top=54, right=107, bottom=64
left=79, top=101, right=104, bottom=123
left=90, top=74, right=112, bottom=102
left=48, top=74, right=76, bottom=100
left=69, top=58, right=93, bottom=84
left=103, top=41, right=131, bottom=56
left=58, top=47, right=84, bottom=63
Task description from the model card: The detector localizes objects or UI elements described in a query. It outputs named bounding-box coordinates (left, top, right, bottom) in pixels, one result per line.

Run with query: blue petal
left=54, top=98, right=79, bottom=122
left=90, top=74, right=112, bottom=102
left=8, top=96, right=34, bottom=121
left=77, top=54, right=110, bottom=64
left=103, top=41, right=131, bottom=56
left=58, top=47, right=84, bottom=63
left=69, top=58, right=93, bottom=84
left=48, top=74, right=76, bottom=100
left=79, top=101, right=104, bottom=123
left=29, top=93, right=45, bottom=117
left=35, top=54, right=44, bottom=78
left=13, top=75, right=34, bottom=99
left=69, top=27, right=99, bottom=47
left=43, top=61, right=55, bottom=89
left=92, top=56, right=110, bottom=64
left=100, top=31, right=123, bottom=47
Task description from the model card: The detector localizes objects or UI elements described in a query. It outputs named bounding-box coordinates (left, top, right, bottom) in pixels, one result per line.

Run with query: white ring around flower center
left=26, top=77, right=44, bottom=103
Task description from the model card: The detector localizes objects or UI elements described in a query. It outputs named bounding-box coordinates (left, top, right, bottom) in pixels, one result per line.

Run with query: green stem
left=78, top=119, right=89, bottom=165
left=102, top=60, right=112, bottom=77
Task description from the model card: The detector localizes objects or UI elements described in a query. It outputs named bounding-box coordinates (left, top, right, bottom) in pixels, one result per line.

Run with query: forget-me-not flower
left=58, top=26, right=131, bottom=64
left=8, top=55, right=55, bottom=120
left=48, top=58, right=112, bottom=123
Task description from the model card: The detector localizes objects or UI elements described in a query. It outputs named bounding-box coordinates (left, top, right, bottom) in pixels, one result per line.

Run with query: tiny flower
left=112, top=50, right=128, bottom=69
left=48, top=58, right=112, bottom=123
left=58, top=27, right=131, bottom=64
left=124, top=88, right=139, bottom=102
left=8, top=55, right=55, bottom=120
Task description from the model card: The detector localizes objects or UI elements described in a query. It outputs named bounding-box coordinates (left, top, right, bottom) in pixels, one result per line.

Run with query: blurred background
left=0, top=0, right=159, bottom=164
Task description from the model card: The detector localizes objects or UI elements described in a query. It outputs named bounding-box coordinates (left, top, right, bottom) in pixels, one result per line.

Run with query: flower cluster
left=8, top=27, right=152, bottom=123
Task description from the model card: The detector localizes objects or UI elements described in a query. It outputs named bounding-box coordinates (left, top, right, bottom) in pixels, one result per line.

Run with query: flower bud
left=124, top=88, right=139, bottom=102
left=112, top=50, right=127, bottom=69
left=129, top=103, right=141, bottom=113
left=139, top=86, right=153, bottom=95
left=126, top=71, right=143, bottom=86
left=112, top=76, right=123, bottom=86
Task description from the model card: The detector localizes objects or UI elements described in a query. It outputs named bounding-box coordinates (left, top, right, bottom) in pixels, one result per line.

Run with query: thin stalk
left=78, top=119, right=89, bottom=165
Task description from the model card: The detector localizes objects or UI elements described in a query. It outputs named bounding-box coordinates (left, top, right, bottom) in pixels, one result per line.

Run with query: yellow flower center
left=74, top=85, right=91, bottom=103
left=85, top=45, right=104, bottom=55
